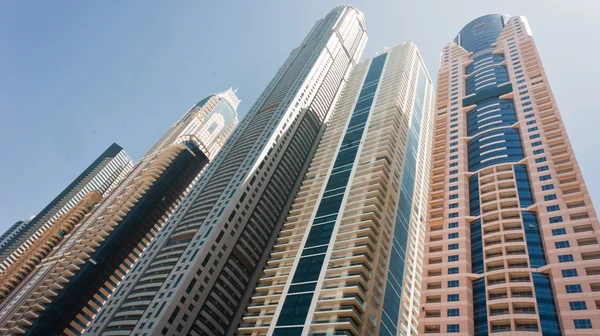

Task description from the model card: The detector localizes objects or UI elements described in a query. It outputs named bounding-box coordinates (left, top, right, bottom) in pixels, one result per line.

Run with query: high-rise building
left=419, top=14, right=600, bottom=335
left=239, top=42, right=434, bottom=336
left=0, top=191, right=102, bottom=301
left=0, top=217, right=34, bottom=254
left=88, top=6, right=367, bottom=336
left=0, top=90, right=239, bottom=336
left=0, top=143, right=134, bottom=272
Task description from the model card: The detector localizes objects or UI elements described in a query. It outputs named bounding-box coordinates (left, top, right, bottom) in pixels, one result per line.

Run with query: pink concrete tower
left=419, top=14, right=600, bottom=335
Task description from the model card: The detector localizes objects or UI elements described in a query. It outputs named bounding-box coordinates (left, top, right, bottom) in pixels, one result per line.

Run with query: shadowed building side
left=0, top=91, right=239, bottom=336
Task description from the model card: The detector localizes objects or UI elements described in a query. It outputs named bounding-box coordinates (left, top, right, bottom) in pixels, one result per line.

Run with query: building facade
left=239, top=42, right=434, bottom=336
left=419, top=14, right=600, bottom=335
left=0, top=218, right=33, bottom=255
left=0, top=143, right=133, bottom=272
left=0, top=191, right=102, bottom=301
left=88, top=6, right=367, bottom=336
left=0, top=90, right=239, bottom=336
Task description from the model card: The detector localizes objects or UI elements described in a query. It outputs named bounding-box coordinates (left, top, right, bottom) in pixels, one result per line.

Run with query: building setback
left=0, top=90, right=239, bottom=336
left=87, top=6, right=367, bottom=336
left=0, top=143, right=133, bottom=273
left=239, top=42, right=434, bottom=336
left=419, top=14, right=600, bottom=335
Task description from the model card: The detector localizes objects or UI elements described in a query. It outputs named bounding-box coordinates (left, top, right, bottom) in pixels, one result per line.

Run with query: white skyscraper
left=239, top=42, right=434, bottom=336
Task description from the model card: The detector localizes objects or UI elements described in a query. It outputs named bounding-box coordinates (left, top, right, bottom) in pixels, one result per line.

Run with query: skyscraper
left=0, top=143, right=133, bottom=272
left=0, top=90, right=239, bottom=336
left=239, top=42, right=434, bottom=336
left=89, top=6, right=367, bottom=336
left=0, top=190, right=102, bottom=301
left=419, top=14, right=600, bottom=335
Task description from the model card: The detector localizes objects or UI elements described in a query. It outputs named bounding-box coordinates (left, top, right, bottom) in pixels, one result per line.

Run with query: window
left=574, top=319, right=592, bottom=329
left=527, top=120, right=537, bottom=126
left=448, top=294, right=459, bottom=302
left=447, top=324, right=460, bottom=333
left=558, top=254, right=574, bottom=263
left=449, top=203, right=458, bottom=209
left=448, top=255, right=459, bottom=262
left=448, top=267, right=459, bottom=274
left=555, top=241, right=571, bottom=249
left=449, top=212, right=459, bottom=218
left=447, top=309, right=460, bottom=317
left=448, top=243, right=459, bottom=250
left=547, top=205, right=560, bottom=212
left=565, top=284, right=583, bottom=293
left=535, top=157, right=546, bottom=163
left=549, top=216, right=563, bottom=224
left=552, top=228, right=566, bottom=236
left=449, top=155, right=458, bottom=160
left=448, top=222, right=459, bottom=228
left=448, top=280, right=459, bottom=288
left=449, top=170, right=458, bottom=175
left=449, top=178, right=458, bottom=183
left=473, top=23, right=485, bottom=35
left=542, top=184, right=554, bottom=191
left=449, top=194, right=458, bottom=200
left=450, top=148, right=458, bottom=153
left=450, top=135, right=458, bottom=139
left=531, top=141, right=542, bottom=147
left=449, top=186, right=458, bottom=191
left=524, top=107, right=533, bottom=112
left=533, top=149, right=544, bottom=155
left=569, top=301, right=587, bottom=311
left=449, top=142, right=458, bottom=147
left=544, top=194, right=557, bottom=201
left=528, top=126, right=538, bottom=132
left=449, top=162, right=458, bottom=168
left=537, top=165, right=549, bottom=172
left=561, top=269, right=578, bottom=277
left=449, top=233, right=459, bottom=239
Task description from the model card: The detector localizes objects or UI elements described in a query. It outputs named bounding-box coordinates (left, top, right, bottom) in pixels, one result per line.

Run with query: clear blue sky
left=1, top=0, right=599, bottom=232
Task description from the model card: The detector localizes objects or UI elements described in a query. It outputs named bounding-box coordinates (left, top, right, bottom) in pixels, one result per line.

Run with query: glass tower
left=419, top=14, right=600, bottom=335
left=239, top=42, right=434, bottom=336
left=0, top=143, right=133, bottom=273
left=0, top=90, right=239, bottom=336
left=87, top=6, right=367, bottom=336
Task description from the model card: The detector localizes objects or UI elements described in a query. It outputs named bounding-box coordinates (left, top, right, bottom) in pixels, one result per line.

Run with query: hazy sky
left=1, top=0, right=599, bottom=232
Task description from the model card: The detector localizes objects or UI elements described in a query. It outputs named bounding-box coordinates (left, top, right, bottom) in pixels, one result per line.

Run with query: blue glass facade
left=468, top=128, right=524, bottom=171
left=465, top=54, right=509, bottom=96
left=515, top=165, right=534, bottom=208
left=532, top=273, right=562, bottom=336
left=454, top=14, right=508, bottom=54
left=274, top=53, right=388, bottom=334
left=469, top=174, right=480, bottom=216
left=470, top=219, right=484, bottom=274
left=379, top=65, right=428, bottom=336
left=472, top=278, right=488, bottom=336
left=522, top=211, right=546, bottom=268
left=467, top=98, right=517, bottom=137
